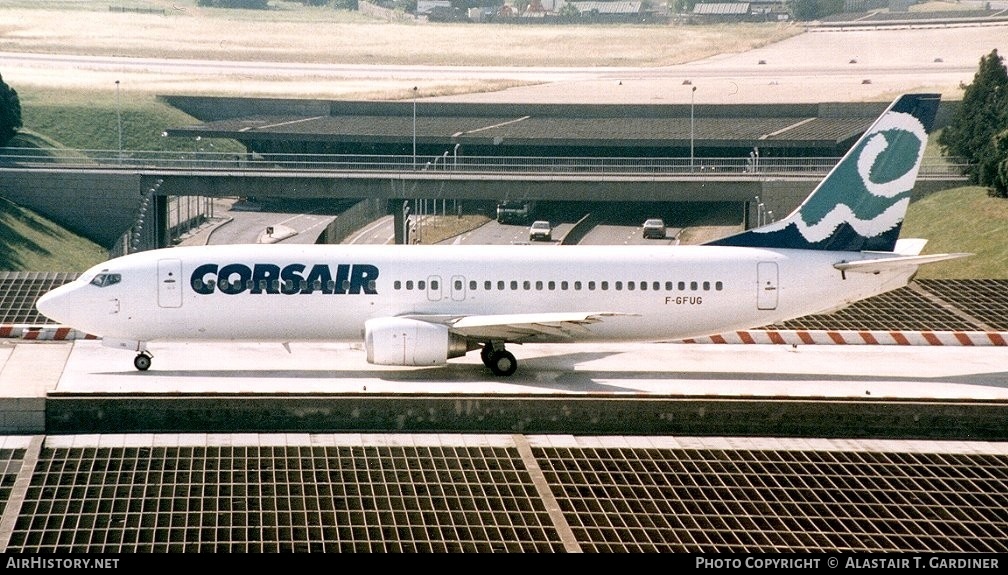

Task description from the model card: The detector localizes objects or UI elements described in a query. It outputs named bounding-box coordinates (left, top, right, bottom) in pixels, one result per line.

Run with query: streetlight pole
left=412, top=86, right=417, bottom=170
left=115, top=80, right=123, bottom=159
left=690, top=85, right=696, bottom=170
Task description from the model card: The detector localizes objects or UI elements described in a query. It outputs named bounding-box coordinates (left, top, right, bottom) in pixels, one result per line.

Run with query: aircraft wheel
left=134, top=353, right=152, bottom=371
left=480, top=344, right=494, bottom=366
left=488, top=350, right=517, bottom=377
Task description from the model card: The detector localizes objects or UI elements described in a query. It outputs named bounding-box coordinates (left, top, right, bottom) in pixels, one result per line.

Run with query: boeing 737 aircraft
left=36, top=93, right=968, bottom=376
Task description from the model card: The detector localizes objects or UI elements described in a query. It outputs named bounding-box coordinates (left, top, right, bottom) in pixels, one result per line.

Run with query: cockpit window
left=89, top=273, right=122, bottom=287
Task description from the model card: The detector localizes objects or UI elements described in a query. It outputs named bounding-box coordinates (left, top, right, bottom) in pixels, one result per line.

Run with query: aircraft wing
left=401, top=312, right=635, bottom=342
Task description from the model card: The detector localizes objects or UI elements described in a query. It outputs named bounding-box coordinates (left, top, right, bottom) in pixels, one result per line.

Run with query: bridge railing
left=0, top=148, right=971, bottom=179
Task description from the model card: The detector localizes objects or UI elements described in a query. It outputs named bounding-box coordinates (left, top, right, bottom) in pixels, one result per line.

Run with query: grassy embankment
left=0, top=90, right=246, bottom=272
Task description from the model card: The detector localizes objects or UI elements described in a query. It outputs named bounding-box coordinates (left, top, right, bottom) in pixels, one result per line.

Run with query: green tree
left=0, top=73, right=22, bottom=147
left=787, top=0, right=844, bottom=21
left=669, top=0, right=697, bottom=13
left=981, top=129, right=1008, bottom=198
left=938, top=49, right=1008, bottom=194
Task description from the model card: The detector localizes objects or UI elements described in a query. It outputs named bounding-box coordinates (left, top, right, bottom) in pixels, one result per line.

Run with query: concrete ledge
left=0, top=398, right=45, bottom=434
left=257, top=224, right=297, bottom=244
left=42, top=394, right=1008, bottom=440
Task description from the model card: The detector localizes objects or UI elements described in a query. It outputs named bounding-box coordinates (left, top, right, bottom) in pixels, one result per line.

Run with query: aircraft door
left=757, top=262, right=778, bottom=310
left=158, top=259, right=183, bottom=308
left=426, top=275, right=442, bottom=302
left=450, top=275, right=466, bottom=302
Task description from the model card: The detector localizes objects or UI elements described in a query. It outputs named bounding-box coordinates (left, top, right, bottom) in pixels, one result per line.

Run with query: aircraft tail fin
left=706, top=93, right=941, bottom=252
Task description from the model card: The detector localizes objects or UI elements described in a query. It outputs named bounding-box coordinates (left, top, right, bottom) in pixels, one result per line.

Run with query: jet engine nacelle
left=364, top=317, right=470, bottom=366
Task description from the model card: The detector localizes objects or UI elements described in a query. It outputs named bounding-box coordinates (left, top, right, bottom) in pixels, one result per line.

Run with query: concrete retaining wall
left=0, top=171, right=141, bottom=248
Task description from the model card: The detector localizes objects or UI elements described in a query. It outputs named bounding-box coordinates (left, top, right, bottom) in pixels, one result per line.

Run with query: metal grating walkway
left=0, top=272, right=79, bottom=325
left=537, top=445, right=1008, bottom=553
left=0, top=435, right=1005, bottom=553
left=0, top=448, right=25, bottom=518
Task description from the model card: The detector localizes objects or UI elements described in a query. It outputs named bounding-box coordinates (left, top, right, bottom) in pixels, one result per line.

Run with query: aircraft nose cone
left=35, top=288, right=67, bottom=324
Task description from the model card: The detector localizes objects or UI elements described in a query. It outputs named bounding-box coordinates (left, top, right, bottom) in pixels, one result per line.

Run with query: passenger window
left=523, top=280, right=531, bottom=290
left=690, top=281, right=698, bottom=290
left=716, top=281, right=723, bottom=291
left=431, top=280, right=438, bottom=290
left=574, top=281, right=581, bottom=290
left=367, top=280, right=376, bottom=292
left=484, top=281, right=491, bottom=290
left=601, top=281, right=609, bottom=290
left=588, top=281, right=596, bottom=290
left=653, top=282, right=660, bottom=291
left=454, top=280, right=463, bottom=290
left=560, top=281, right=567, bottom=290
left=510, top=281, right=518, bottom=290
left=406, top=280, right=414, bottom=290
left=497, top=281, right=504, bottom=290
left=394, top=280, right=402, bottom=290
left=342, top=280, right=351, bottom=292
left=678, top=281, right=686, bottom=291
left=419, top=281, right=426, bottom=290
left=470, top=280, right=477, bottom=290
left=535, top=281, right=543, bottom=290
left=703, top=281, right=710, bottom=291
left=665, top=281, right=672, bottom=291
left=549, top=281, right=556, bottom=290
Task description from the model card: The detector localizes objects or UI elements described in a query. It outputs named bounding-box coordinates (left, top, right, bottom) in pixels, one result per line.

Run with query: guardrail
left=0, top=148, right=970, bottom=179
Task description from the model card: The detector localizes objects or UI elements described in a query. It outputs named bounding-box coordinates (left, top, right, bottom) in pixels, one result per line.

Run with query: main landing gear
left=480, top=343, right=517, bottom=376
left=134, top=351, right=153, bottom=371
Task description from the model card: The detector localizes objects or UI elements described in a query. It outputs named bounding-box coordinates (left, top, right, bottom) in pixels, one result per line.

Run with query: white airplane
left=36, top=93, right=968, bottom=376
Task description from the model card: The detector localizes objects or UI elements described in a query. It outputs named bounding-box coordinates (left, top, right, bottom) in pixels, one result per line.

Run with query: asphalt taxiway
left=29, top=339, right=1008, bottom=400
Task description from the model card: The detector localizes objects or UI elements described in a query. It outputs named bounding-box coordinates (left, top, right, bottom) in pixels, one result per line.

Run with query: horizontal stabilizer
left=834, top=252, right=971, bottom=274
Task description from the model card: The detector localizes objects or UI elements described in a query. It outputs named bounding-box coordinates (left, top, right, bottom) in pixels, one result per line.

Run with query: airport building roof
left=161, top=97, right=892, bottom=158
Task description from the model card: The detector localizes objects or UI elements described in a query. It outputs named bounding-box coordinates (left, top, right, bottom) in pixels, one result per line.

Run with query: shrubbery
left=0, top=73, right=22, bottom=147
left=939, top=49, right=1008, bottom=198
left=196, top=0, right=270, bottom=9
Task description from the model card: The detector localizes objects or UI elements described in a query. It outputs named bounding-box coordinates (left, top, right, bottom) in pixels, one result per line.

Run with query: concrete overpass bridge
left=0, top=150, right=967, bottom=250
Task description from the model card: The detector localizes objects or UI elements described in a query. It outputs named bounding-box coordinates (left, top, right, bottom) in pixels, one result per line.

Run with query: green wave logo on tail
left=707, top=94, right=939, bottom=252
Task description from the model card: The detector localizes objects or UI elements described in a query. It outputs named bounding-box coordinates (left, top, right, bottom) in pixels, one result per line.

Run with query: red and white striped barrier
left=3, top=324, right=1007, bottom=346
left=678, top=330, right=1008, bottom=346
left=0, top=325, right=97, bottom=341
